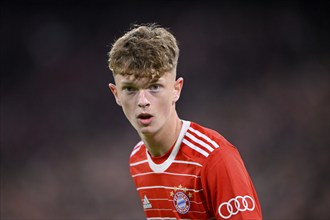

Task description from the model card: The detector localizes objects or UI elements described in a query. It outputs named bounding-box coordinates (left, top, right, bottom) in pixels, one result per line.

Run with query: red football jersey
left=129, top=120, right=262, bottom=219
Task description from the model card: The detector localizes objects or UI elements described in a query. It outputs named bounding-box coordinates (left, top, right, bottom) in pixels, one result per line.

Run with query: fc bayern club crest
left=173, top=191, right=190, bottom=214
left=170, top=184, right=192, bottom=214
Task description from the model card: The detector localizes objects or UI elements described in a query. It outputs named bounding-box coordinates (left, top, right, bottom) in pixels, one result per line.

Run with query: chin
left=138, top=125, right=159, bottom=136
left=139, top=127, right=154, bottom=135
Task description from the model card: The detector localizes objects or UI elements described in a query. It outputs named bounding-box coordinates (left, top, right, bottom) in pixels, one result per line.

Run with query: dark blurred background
left=1, top=0, right=329, bottom=219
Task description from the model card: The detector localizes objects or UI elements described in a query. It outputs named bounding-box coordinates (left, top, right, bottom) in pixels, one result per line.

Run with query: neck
left=141, top=114, right=182, bottom=157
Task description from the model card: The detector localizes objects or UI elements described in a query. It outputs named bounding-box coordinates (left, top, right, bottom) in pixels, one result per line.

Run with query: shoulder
left=188, top=123, right=247, bottom=173
left=129, top=140, right=146, bottom=163
left=189, top=121, right=235, bottom=152
left=181, top=121, right=238, bottom=165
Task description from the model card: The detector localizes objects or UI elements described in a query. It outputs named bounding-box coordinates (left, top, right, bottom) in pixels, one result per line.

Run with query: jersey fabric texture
left=129, top=120, right=262, bottom=219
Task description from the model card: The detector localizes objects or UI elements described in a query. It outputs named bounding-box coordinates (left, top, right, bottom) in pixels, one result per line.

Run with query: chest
left=131, top=162, right=212, bottom=218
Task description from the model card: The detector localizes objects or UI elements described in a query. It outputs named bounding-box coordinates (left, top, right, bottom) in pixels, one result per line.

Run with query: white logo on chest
left=143, top=195, right=152, bottom=209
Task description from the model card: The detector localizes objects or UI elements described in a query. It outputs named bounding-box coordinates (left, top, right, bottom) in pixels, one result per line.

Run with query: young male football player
left=107, top=23, right=262, bottom=219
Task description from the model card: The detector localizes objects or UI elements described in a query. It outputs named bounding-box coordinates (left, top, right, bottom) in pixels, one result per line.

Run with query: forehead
left=114, top=71, right=174, bottom=85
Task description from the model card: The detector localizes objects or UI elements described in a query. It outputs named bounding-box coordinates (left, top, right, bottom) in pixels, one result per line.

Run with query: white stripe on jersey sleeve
left=131, top=145, right=142, bottom=157
left=188, top=127, right=219, bottom=148
left=183, top=138, right=209, bottom=157
left=185, top=131, right=214, bottom=152
left=130, top=141, right=144, bottom=157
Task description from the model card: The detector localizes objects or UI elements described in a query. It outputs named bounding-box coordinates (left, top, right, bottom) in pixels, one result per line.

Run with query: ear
left=173, top=77, right=184, bottom=102
left=109, top=83, right=122, bottom=106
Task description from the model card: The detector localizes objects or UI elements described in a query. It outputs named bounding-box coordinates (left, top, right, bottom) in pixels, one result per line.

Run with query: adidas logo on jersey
left=143, top=195, right=152, bottom=209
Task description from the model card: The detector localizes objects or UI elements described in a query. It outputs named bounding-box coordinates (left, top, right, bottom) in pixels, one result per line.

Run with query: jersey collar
left=146, top=120, right=191, bottom=173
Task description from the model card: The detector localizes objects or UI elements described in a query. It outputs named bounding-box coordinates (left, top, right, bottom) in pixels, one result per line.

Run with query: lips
left=137, top=113, right=153, bottom=126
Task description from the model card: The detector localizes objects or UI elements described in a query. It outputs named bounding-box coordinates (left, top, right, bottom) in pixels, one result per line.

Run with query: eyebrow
left=120, top=81, right=135, bottom=85
left=118, top=78, right=136, bottom=86
left=119, top=78, right=162, bottom=86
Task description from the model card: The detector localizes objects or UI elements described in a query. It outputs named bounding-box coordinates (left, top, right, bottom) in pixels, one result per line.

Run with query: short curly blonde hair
left=108, top=23, right=179, bottom=80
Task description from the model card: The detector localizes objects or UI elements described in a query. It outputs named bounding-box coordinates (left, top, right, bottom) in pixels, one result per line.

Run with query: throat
left=142, top=118, right=183, bottom=157
left=145, top=140, right=171, bottom=157
left=148, top=143, right=175, bottom=164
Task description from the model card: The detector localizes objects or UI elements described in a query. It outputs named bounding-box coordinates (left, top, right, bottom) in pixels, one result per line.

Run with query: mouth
left=137, top=113, right=153, bottom=126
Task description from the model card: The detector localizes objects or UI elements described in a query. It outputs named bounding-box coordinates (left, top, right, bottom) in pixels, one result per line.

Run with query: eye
left=122, top=86, right=137, bottom=94
left=149, top=84, right=161, bottom=92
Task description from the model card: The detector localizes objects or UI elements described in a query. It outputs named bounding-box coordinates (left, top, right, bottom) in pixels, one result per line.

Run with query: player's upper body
left=129, top=120, right=262, bottom=219
left=107, top=23, right=262, bottom=219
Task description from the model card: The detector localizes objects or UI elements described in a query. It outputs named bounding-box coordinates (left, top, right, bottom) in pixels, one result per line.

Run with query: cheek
left=159, top=95, right=174, bottom=111
left=120, top=100, right=135, bottom=119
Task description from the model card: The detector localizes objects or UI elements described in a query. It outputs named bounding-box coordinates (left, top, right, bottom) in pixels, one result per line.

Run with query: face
left=109, top=71, right=183, bottom=136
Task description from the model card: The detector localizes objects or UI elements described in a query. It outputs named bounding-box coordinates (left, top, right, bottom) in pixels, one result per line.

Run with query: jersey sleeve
left=201, top=144, right=262, bottom=219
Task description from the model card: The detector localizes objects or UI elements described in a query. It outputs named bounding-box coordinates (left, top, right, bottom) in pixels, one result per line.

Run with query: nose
left=137, top=90, right=150, bottom=108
